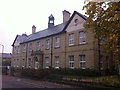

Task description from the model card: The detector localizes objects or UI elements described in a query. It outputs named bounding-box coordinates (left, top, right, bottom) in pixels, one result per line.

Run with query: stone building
left=0, top=53, right=11, bottom=67
left=11, top=10, right=113, bottom=70
left=0, top=53, right=12, bottom=74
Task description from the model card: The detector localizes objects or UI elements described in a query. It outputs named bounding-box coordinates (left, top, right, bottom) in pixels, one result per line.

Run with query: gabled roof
left=18, top=11, right=86, bottom=44
left=62, top=11, right=86, bottom=32
left=12, top=34, right=27, bottom=46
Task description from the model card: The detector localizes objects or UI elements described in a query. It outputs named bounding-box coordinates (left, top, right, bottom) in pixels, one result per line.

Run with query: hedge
left=10, top=67, right=117, bottom=79
left=52, top=68, right=99, bottom=77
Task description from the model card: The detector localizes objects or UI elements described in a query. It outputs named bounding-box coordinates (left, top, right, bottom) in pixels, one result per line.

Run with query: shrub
left=52, top=68, right=99, bottom=77
left=45, top=74, right=63, bottom=80
left=2, top=66, right=7, bottom=75
left=94, top=75, right=120, bottom=87
left=21, top=68, right=53, bottom=79
left=10, top=67, right=22, bottom=76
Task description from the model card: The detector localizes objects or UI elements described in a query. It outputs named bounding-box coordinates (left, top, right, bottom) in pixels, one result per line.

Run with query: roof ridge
left=28, top=22, right=65, bottom=36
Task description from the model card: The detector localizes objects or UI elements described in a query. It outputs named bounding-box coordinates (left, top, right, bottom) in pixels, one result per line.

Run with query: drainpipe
left=25, top=43, right=28, bottom=68
left=50, top=37, right=53, bottom=68
left=65, top=34, right=66, bottom=68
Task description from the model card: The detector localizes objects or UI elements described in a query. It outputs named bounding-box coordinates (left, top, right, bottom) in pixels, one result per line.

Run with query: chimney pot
left=32, top=25, right=36, bottom=34
left=63, top=10, right=71, bottom=23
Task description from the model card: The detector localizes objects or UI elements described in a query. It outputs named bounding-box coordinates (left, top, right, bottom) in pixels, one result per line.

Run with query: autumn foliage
left=83, top=0, right=120, bottom=66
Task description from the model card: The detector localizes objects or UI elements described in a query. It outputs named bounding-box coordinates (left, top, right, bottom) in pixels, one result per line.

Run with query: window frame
left=36, top=41, right=40, bottom=51
left=22, top=44, right=26, bottom=52
left=28, top=43, right=32, bottom=52
left=55, top=37, right=60, bottom=48
left=55, top=56, right=60, bottom=69
left=79, top=31, right=86, bottom=44
left=45, top=57, right=49, bottom=68
left=69, top=55, right=74, bottom=69
left=46, top=39, right=50, bottom=49
left=79, top=55, right=86, bottom=69
left=69, top=33, right=74, bottom=46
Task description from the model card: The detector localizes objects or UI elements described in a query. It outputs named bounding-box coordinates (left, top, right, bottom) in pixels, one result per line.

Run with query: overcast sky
left=0, top=0, right=85, bottom=53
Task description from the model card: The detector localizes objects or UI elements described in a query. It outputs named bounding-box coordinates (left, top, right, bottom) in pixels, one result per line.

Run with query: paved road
left=2, top=75, right=80, bottom=88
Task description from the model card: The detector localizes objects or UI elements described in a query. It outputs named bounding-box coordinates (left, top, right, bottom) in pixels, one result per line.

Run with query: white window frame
left=22, top=44, right=26, bottom=52
left=55, top=37, right=60, bottom=48
left=55, top=56, right=60, bottom=69
left=29, top=43, right=32, bottom=52
left=45, top=57, right=49, bottom=68
left=36, top=41, right=40, bottom=50
left=69, top=33, right=74, bottom=46
left=69, top=55, right=74, bottom=69
left=79, top=31, right=86, bottom=44
left=80, top=55, right=86, bottom=69
left=46, top=39, right=50, bottom=49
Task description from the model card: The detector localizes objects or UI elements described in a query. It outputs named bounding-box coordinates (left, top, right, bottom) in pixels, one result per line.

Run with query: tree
left=83, top=0, right=120, bottom=71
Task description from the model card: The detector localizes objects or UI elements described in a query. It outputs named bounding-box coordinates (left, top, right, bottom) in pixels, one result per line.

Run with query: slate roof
left=21, top=22, right=67, bottom=43
left=12, top=11, right=86, bottom=45
left=12, top=34, right=28, bottom=46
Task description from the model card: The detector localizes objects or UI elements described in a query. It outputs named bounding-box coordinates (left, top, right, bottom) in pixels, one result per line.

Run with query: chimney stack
left=32, top=25, right=36, bottom=34
left=62, top=10, right=70, bottom=23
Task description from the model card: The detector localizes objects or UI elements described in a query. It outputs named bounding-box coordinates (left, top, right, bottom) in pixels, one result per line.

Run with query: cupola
left=48, top=14, right=54, bottom=28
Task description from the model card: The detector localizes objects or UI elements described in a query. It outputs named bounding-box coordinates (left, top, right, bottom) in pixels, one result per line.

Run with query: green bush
left=45, top=74, right=63, bottom=80
left=21, top=68, right=53, bottom=79
left=52, top=68, right=99, bottom=77
left=11, top=67, right=99, bottom=79
left=10, top=67, right=22, bottom=76
left=2, top=66, right=7, bottom=75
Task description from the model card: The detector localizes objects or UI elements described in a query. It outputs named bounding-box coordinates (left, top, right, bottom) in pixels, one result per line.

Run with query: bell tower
left=48, top=14, right=54, bottom=28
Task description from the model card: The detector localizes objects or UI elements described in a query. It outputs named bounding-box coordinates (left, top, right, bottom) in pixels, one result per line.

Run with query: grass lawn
left=61, top=75, right=120, bottom=87
left=94, top=75, right=120, bottom=87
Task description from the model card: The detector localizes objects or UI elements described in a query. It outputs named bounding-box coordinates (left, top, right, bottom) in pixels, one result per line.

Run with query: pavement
left=2, top=75, right=120, bottom=90
left=2, top=75, right=80, bottom=88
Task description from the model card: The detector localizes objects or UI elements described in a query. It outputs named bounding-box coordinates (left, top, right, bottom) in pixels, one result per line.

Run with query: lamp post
left=0, top=44, right=4, bottom=89
left=0, top=44, right=4, bottom=61
left=0, top=44, right=4, bottom=73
